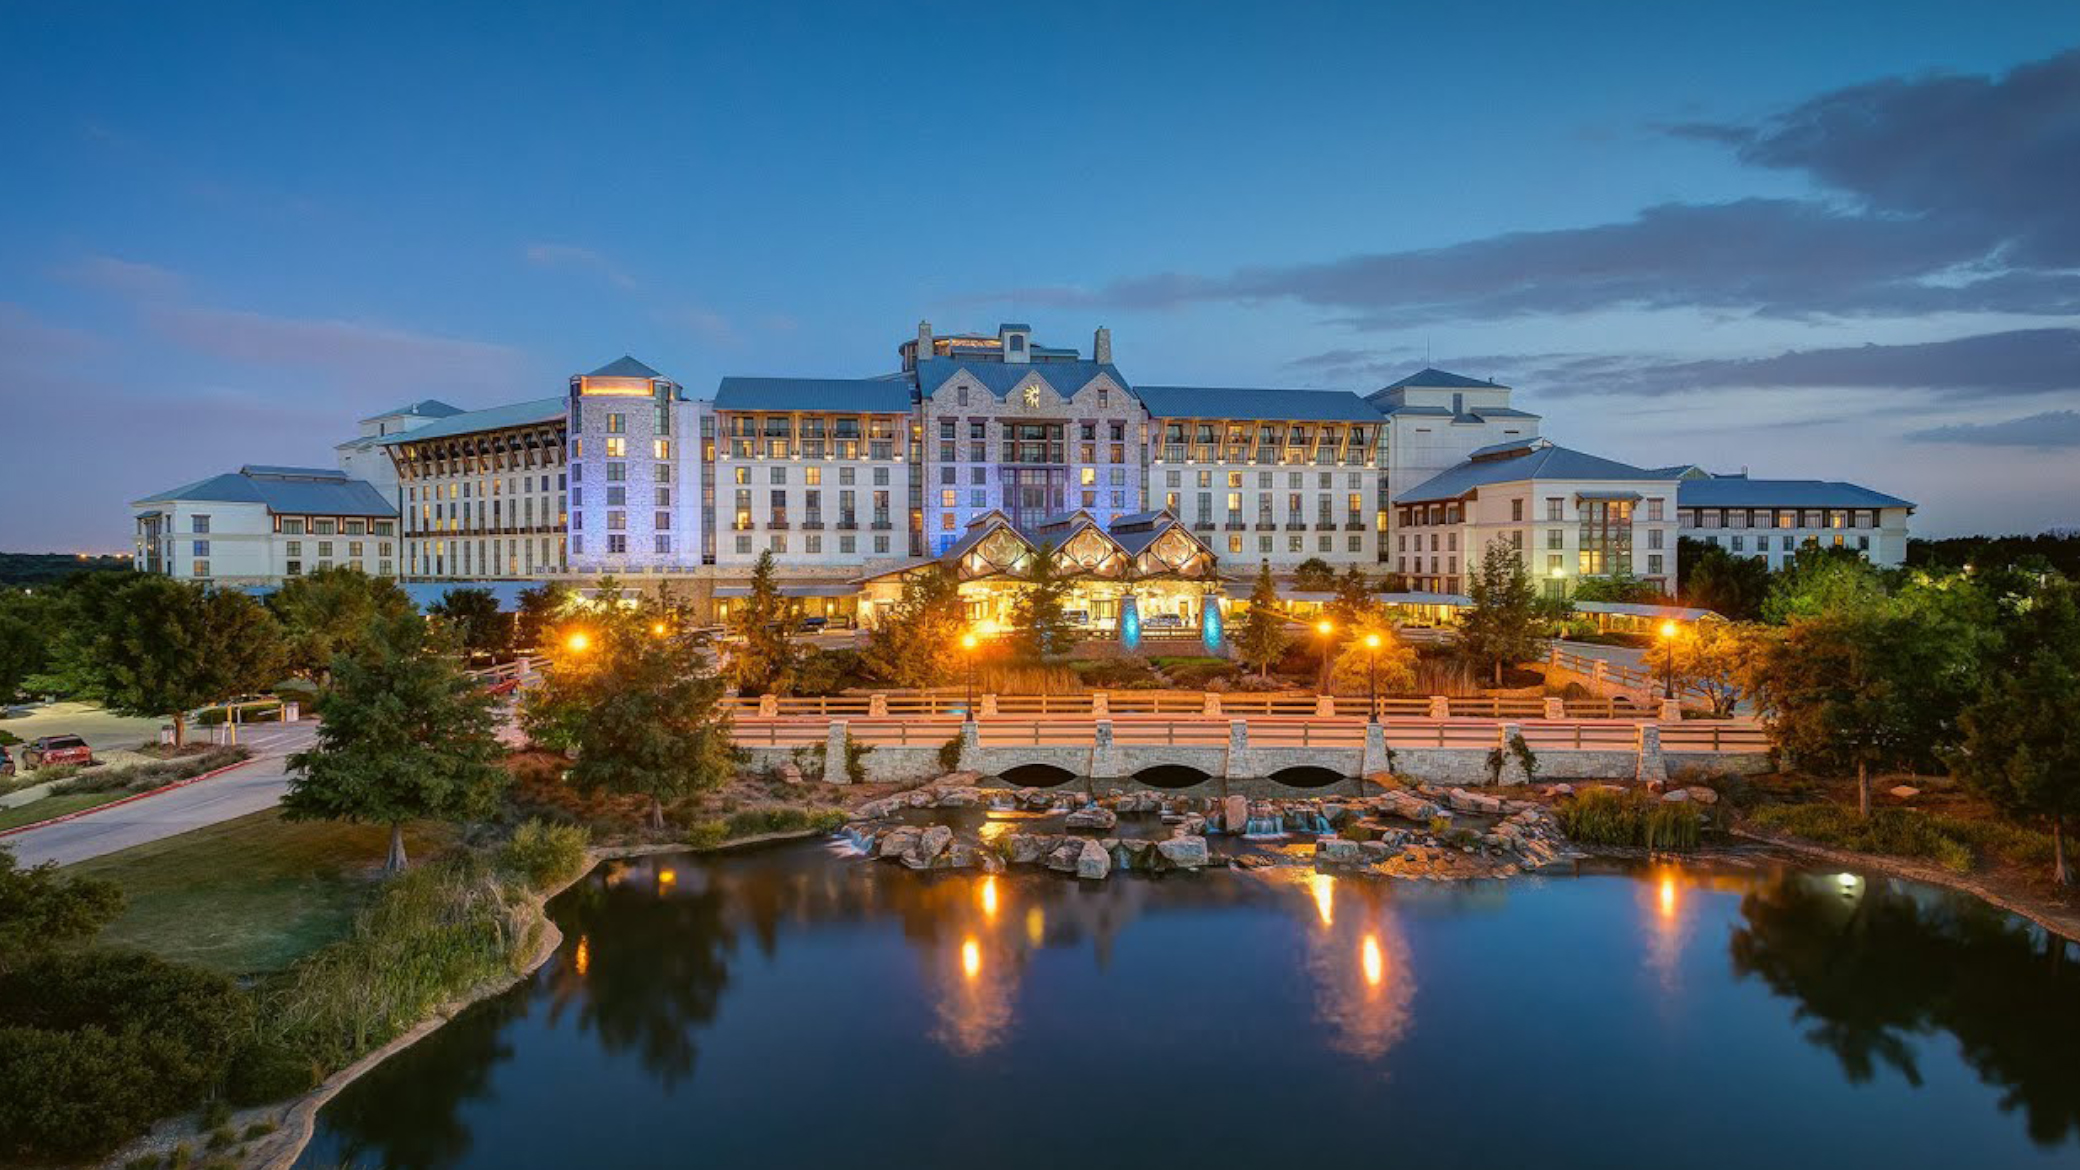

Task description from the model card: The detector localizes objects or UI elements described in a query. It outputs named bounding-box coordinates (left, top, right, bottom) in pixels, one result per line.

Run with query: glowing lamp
left=1363, top=633, right=1382, bottom=650
left=960, top=632, right=979, bottom=651
left=1659, top=620, right=1678, bottom=639
left=651, top=621, right=668, bottom=637
left=566, top=631, right=591, bottom=653
left=1315, top=619, right=1334, bottom=636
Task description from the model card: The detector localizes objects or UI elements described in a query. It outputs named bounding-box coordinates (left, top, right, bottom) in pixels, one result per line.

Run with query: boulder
left=1005, top=833, right=1049, bottom=866
left=1075, top=838, right=1111, bottom=880
left=1322, top=803, right=1348, bottom=825
left=1316, top=838, right=1365, bottom=866
left=776, top=761, right=805, bottom=785
left=1682, top=786, right=1719, bottom=805
left=918, top=824, right=953, bottom=862
left=1359, top=840, right=1391, bottom=863
left=1065, top=805, right=1119, bottom=831
left=934, top=787, right=981, bottom=808
left=942, top=843, right=975, bottom=869
left=876, top=826, right=921, bottom=859
left=978, top=850, right=1006, bottom=874
left=1889, top=785, right=1921, bottom=800
left=1447, top=789, right=1503, bottom=815
left=906, top=790, right=933, bottom=808
left=1045, top=840, right=1084, bottom=873
left=937, top=770, right=984, bottom=787
left=1661, top=788, right=1691, bottom=803
left=1182, top=813, right=1208, bottom=836
left=1155, top=835, right=1210, bottom=869
left=1222, top=795, right=1250, bottom=834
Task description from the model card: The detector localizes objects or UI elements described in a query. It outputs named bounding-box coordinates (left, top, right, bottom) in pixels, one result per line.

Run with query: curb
left=0, top=753, right=266, bottom=839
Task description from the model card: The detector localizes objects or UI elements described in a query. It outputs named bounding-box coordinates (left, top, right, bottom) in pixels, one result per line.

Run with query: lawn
left=66, top=809, right=456, bottom=976
left=0, top=791, right=127, bottom=831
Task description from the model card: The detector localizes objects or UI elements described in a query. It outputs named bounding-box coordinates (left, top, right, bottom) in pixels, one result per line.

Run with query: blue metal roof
left=915, top=357, right=1124, bottom=399
left=135, top=467, right=396, bottom=517
left=998, top=322, right=1032, bottom=332
left=1469, top=436, right=1545, bottom=458
left=713, top=377, right=914, bottom=413
left=1678, top=477, right=1914, bottom=510
left=587, top=355, right=665, bottom=379
left=359, top=399, right=464, bottom=423
left=1134, top=385, right=1385, bottom=423
left=1397, top=444, right=1677, bottom=504
left=376, top=397, right=566, bottom=445
left=1376, top=367, right=1508, bottom=391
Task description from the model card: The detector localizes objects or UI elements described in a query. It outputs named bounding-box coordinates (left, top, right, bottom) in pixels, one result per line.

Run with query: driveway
left=5, top=722, right=316, bottom=868
left=2, top=701, right=165, bottom=761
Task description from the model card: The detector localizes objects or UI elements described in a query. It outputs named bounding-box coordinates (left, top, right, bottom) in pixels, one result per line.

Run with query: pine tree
left=726, top=550, right=800, bottom=694
left=1458, top=539, right=1543, bottom=686
left=1232, top=561, right=1290, bottom=678
left=1008, top=542, right=1075, bottom=661
left=862, top=565, right=968, bottom=688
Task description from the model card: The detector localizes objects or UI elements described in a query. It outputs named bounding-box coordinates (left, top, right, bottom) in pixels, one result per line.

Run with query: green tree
left=514, top=581, right=577, bottom=650
left=1458, top=540, right=1543, bottom=686
left=1669, top=620, right=1771, bottom=717
left=1231, top=562, right=1290, bottom=679
left=556, top=596, right=738, bottom=830
left=0, top=847, right=124, bottom=969
left=1749, top=611, right=1929, bottom=818
left=1292, top=557, right=1336, bottom=593
left=430, top=586, right=513, bottom=658
left=0, top=588, right=55, bottom=701
left=1008, top=542, right=1075, bottom=661
left=1329, top=624, right=1417, bottom=698
left=1948, top=577, right=2080, bottom=885
left=861, top=564, right=967, bottom=688
left=1679, top=537, right=1773, bottom=620
left=1569, top=572, right=1668, bottom=604
left=76, top=577, right=285, bottom=745
left=266, top=566, right=416, bottom=681
left=725, top=551, right=799, bottom=695
left=1326, top=564, right=1379, bottom=629
left=284, top=614, right=507, bottom=871
left=1763, top=544, right=1887, bottom=624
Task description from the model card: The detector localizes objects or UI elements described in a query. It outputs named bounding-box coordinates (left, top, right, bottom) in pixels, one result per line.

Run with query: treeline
left=0, top=552, right=134, bottom=587
left=1908, top=530, right=2080, bottom=578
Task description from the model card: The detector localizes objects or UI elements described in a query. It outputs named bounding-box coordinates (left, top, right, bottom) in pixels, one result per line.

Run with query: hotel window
left=656, top=512, right=671, bottom=530
left=941, top=489, right=957, bottom=507
left=1545, top=498, right=1562, bottom=521
left=344, top=519, right=366, bottom=535
left=286, top=561, right=302, bottom=576
left=1082, top=468, right=1097, bottom=486
left=736, top=535, right=752, bottom=554
left=192, top=514, right=211, bottom=533
left=1646, top=498, right=1664, bottom=521
left=1647, top=528, right=1664, bottom=550
left=281, top=519, right=304, bottom=535
left=1647, top=554, right=1664, bottom=576
left=605, top=437, right=626, bottom=458
left=839, top=535, right=856, bottom=554
left=839, top=467, right=855, bottom=485
left=971, top=490, right=987, bottom=508
left=874, top=535, right=890, bottom=554
left=656, top=487, right=671, bottom=506
left=1547, top=553, right=1563, bottom=573
left=941, top=513, right=956, bottom=530
left=348, top=541, right=364, bottom=558
left=192, top=539, right=210, bottom=557
left=771, top=467, right=787, bottom=484
left=804, top=466, right=820, bottom=486
left=606, top=413, right=625, bottom=434
left=193, top=560, right=209, bottom=577
left=1228, top=535, right=1242, bottom=553
left=285, top=541, right=302, bottom=557
left=770, top=534, right=787, bottom=553
left=607, top=487, right=625, bottom=506
left=606, top=462, right=626, bottom=482
left=317, top=541, right=334, bottom=558
left=1857, top=535, right=1870, bottom=551
left=607, top=511, right=625, bottom=530
left=655, top=535, right=672, bottom=554
left=654, top=439, right=670, bottom=459
left=1732, top=535, right=1745, bottom=551
left=956, top=386, right=969, bottom=407
left=608, top=534, right=627, bottom=554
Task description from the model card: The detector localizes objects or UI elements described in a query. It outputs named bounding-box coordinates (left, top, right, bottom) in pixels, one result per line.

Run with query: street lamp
left=1363, top=632, right=1383, bottom=723
left=960, top=630, right=980, bottom=720
left=651, top=620, right=668, bottom=638
left=1314, top=619, right=1334, bottom=695
left=1657, top=619, right=1678, bottom=700
left=565, top=630, right=591, bottom=654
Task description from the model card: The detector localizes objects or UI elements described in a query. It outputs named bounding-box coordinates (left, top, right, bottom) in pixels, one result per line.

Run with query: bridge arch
left=1268, top=765, right=1346, bottom=789
left=996, top=762, right=1078, bottom=788
left=1132, top=763, right=1212, bottom=789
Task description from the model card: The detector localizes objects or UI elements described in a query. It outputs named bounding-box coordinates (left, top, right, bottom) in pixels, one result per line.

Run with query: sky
left=1, top=0, right=2076, bottom=550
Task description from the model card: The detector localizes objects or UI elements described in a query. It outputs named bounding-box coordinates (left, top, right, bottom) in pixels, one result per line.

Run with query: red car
left=22, top=734, right=94, bottom=770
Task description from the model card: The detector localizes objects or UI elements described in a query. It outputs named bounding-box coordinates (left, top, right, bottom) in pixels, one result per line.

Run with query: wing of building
left=126, top=321, right=1915, bottom=624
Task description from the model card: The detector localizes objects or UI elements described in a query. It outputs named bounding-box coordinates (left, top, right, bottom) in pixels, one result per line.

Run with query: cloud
left=523, top=243, right=638, bottom=290
left=56, top=256, right=186, bottom=299
left=1905, top=410, right=2080, bottom=449
left=989, top=48, right=2080, bottom=326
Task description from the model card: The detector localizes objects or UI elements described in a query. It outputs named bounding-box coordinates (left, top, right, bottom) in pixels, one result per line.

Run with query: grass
left=1748, top=803, right=2004, bottom=874
left=67, top=809, right=455, bottom=975
left=1555, top=787, right=1705, bottom=851
left=0, top=791, right=134, bottom=830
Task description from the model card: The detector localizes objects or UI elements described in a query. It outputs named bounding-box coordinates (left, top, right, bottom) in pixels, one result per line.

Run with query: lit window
left=605, top=437, right=626, bottom=458
left=654, top=439, right=670, bottom=459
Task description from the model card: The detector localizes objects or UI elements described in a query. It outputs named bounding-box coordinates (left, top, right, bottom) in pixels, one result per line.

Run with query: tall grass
left=1556, top=787, right=1705, bottom=851
left=1750, top=805, right=1984, bottom=873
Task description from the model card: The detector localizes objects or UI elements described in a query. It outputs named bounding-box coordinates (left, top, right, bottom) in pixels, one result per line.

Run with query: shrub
left=1554, top=788, right=1702, bottom=851
left=937, top=733, right=964, bottom=772
left=721, top=806, right=849, bottom=838
left=223, top=1039, right=318, bottom=1106
left=1337, top=821, right=1371, bottom=842
left=1750, top=805, right=1976, bottom=873
left=841, top=733, right=874, bottom=784
left=241, top=1121, right=278, bottom=1140
left=684, top=820, right=728, bottom=849
left=1426, top=814, right=1451, bottom=836
left=1642, top=803, right=1702, bottom=850
left=51, top=747, right=250, bottom=796
left=497, top=819, right=590, bottom=892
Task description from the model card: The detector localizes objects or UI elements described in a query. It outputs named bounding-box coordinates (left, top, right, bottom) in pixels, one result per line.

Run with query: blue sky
left=2, top=0, right=2076, bottom=549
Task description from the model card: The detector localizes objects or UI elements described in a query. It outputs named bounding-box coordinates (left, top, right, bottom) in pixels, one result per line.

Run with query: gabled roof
left=1375, top=367, right=1508, bottom=391
left=916, top=357, right=1125, bottom=399
left=998, top=322, right=1032, bottom=333
left=712, top=376, right=914, bottom=414
left=587, top=355, right=664, bottom=379
left=1469, top=436, right=1547, bottom=459
left=359, top=398, right=464, bottom=424
left=134, top=466, right=396, bottom=517
left=1134, top=385, right=1385, bottom=423
left=377, top=397, right=567, bottom=445
left=1397, top=443, right=1677, bottom=504
left=1677, top=478, right=1915, bottom=510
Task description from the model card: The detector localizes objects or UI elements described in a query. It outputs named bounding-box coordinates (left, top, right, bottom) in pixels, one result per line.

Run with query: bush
left=1555, top=787, right=1703, bottom=851
left=223, top=1039, right=318, bottom=1106
left=1750, top=804, right=1976, bottom=873
left=937, top=733, right=964, bottom=772
left=53, top=746, right=250, bottom=796
left=1642, top=803, right=1702, bottom=850
left=684, top=820, right=728, bottom=849
left=792, top=647, right=868, bottom=696
left=722, top=806, right=848, bottom=838
left=497, top=819, right=591, bottom=892
left=1068, top=656, right=1156, bottom=688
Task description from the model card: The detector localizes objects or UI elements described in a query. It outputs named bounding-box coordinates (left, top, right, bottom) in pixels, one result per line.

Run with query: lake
left=299, top=841, right=2080, bottom=1169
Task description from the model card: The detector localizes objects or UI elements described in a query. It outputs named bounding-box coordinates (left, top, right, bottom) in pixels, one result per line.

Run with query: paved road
left=5, top=723, right=316, bottom=868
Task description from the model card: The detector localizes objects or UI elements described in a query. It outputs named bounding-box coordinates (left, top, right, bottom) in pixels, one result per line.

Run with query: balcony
left=801, top=518, right=824, bottom=531
left=1223, top=519, right=1247, bottom=531
left=769, top=518, right=790, bottom=531
left=836, top=517, right=858, bottom=531
left=1191, top=520, right=1215, bottom=532
left=1254, top=521, right=1277, bottom=531
left=1345, top=520, right=1367, bottom=531
left=870, top=519, right=892, bottom=531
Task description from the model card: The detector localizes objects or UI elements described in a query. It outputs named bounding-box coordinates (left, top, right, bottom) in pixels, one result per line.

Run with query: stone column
left=825, top=720, right=850, bottom=784
left=1427, top=694, right=1451, bottom=720
left=1636, top=723, right=1668, bottom=787
left=1315, top=694, right=1336, bottom=718
left=1091, top=691, right=1109, bottom=717
left=980, top=694, right=998, bottom=717
left=1542, top=696, right=1566, bottom=720
left=1497, top=723, right=1528, bottom=785
left=758, top=693, right=779, bottom=717
left=1549, top=645, right=1562, bottom=669
left=1361, top=720, right=1391, bottom=778
left=1089, top=718, right=1122, bottom=782
left=869, top=692, right=888, bottom=717
left=1591, top=660, right=1609, bottom=689
left=1202, top=692, right=1222, bottom=717
left=1658, top=697, right=1682, bottom=724
left=960, top=718, right=981, bottom=758
left=1224, top=719, right=1252, bottom=780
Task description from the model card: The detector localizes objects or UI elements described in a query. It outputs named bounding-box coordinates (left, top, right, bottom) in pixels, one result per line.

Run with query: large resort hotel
left=132, top=322, right=1915, bottom=629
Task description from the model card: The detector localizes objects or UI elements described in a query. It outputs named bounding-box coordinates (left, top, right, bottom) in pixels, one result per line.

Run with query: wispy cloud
left=1905, top=410, right=2080, bottom=449
left=523, top=243, right=639, bottom=290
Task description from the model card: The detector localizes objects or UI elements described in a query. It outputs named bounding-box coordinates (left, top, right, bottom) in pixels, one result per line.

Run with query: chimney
left=916, top=319, right=933, bottom=359
left=1093, top=325, right=1112, bottom=364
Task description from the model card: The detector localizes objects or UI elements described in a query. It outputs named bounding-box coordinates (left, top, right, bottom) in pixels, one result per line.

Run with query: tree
left=1749, top=611, right=1923, bottom=818
left=546, top=595, right=737, bottom=830
left=1680, top=538, right=1773, bottom=621
left=515, top=581, right=578, bottom=650
left=0, top=588, right=55, bottom=701
left=1948, top=577, right=2080, bottom=885
left=1328, top=623, right=1417, bottom=697
left=0, top=847, right=124, bottom=969
left=861, top=565, right=967, bottom=688
left=284, top=614, right=507, bottom=871
left=1763, top=544, right=1886, bottom=624
left=267, top=566, right=415, bottom=681
left=1669, top=620, right=1771, bottom=717
left=1457, top=540, right=1543, bottom=686
left=1231, top=562, right=1290, bottom=679
left=1007, top=542, right=1075, bottom=661
left=1293, top=557, right=1336, bottom=593
left=1570, top=572, right=1667, bottom=604
left=430, top=587, right=513, bottom=658
left=78, top=576, right=285, bottom=745
left=725, top=551, right=799, bottom=695
left=1326, top=564, right=1378, bottom=629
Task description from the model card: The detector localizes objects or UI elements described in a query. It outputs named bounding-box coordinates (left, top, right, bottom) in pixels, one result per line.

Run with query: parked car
left=1063, top=610, right=1091, bottom=626
left=1146, top=613, right=1187, bottom=630
left=796, top=616, right=829, bottom=633
left=22, top=734, right=93, bottom=770
left=0, top=750, right=14, bottom=778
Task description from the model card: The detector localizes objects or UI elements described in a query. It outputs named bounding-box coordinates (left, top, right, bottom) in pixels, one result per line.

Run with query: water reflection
left=1283, top=870, right=1415, bottom=1061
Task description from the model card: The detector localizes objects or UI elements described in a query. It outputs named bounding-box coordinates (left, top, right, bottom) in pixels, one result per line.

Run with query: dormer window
left=1008, top=334, right=1025, bottom=353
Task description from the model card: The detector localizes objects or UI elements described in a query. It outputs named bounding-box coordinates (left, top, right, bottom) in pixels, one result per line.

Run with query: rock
left=943, top=842, right=975, bottom=869
left=1231, top=852, right=1276, bottom=870
left=876, top=826, right=920, bottom=859
left=937, top=770, right=984, bottom=787
left=978, top=850, right=1006, bottom=874
left=1547, top=783, right=1574, bottom=797
left=1447, top=789, right=1503, bottom=815
left=1183, top=813, right=1207, bottom=836
left=776, top=761, right=804, bottom=785
left=1075, top=838, right=1111, bottom=880
left=1683, top=786, right=1719, bottom=805
left=1359, top=840, right=1390, bottom=862
left=1322, top=803, right=1348, bottom=825
left=1316, top=838, right=1365, bottom=866
left=934, top=787, right=980, bottom=808
left=1889, top=785, right=1921, bottom=800
left=918, top=824, right=953, bottom=861
left=1045, top=840, right=1084, bottom=873
left=1222, top=795, right=1250, bottom=833
left=1005, top=833, right=1049, bottom=865
left=906, top=790, right=933, bottom=808
left=1154, top=835, right=1209, bottom=869
left=1661, top=789, right=1691, bottom=803
left=1065, top=805, right=1119, bottom=831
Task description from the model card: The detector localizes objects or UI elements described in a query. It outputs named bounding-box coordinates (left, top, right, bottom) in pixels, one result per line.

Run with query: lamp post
left=960, top=631, right=980, bottom=721
left=1658, top=619, right=1677, bottom=700
left=1314, top=619, right=1334, bottom=695
left=1363, top=632, right=1382, bottom=723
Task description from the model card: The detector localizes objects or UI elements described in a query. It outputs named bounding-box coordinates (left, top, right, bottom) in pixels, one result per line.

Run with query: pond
left=299, top=842, right=2080, bottom=1169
